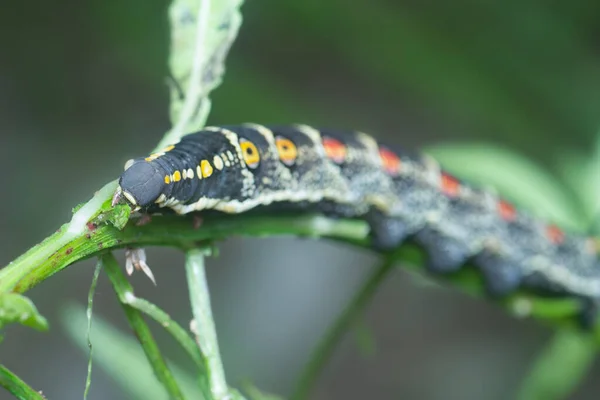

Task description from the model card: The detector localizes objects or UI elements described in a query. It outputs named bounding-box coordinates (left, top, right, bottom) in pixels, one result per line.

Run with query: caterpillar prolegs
left=114, top=124, right=600, bottom=324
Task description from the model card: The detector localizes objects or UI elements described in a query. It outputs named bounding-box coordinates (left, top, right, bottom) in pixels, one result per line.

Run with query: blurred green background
left=1, top=1, right=599, bottom=399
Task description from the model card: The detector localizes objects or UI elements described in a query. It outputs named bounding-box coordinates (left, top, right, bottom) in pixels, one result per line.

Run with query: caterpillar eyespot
left=239, top=138, right=260, bottom=169
left=275, top=136, right=298, bottom=166
left=115, top=124, right=600, bottom=327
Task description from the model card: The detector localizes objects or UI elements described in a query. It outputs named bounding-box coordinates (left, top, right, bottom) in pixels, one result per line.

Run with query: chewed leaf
left=106, top=204, right=131, bottom=230
left=161, top=0, right=244, bottom=149
left=0, top=293, right=48, bottom=331
left=426, top=143, right=587, bottom=231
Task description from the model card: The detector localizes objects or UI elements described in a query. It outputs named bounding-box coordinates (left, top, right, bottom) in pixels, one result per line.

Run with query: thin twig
left=84, top=261, right=103, bottom=399
left=186, top=247, right=231, bottom=400
left=102, top=253, right=186, bottom=400
left=291, top=256, right=396, bottom=400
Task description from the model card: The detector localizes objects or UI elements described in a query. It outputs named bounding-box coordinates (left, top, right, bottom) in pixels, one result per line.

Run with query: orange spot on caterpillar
left=440, top=173, right=460, bottom=197
left=546, top=225, right=565, bottom=244
left=497, top=200, right=517, bottom=221
left=173, top=171, right=182, bottom=182
left=378, top=147, right=401, bottom=175
left=322, top=136, right=347, bottom=163
left=276, top=136, right=298, bottom=166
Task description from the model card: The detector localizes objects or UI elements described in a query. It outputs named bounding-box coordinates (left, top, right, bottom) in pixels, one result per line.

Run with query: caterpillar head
left=113, top=158, right=165, bottom=211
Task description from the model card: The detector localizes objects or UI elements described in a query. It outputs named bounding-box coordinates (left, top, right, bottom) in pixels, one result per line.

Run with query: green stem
left=0, top=213, right=369, bottom=295
left=0, top=364, right=45, bottom=400
left=291, top=256, right=396, bottom=400
left=122, top=295, right=206, bottom=373
left=0, top=180, right=117, bottom=293
left=84, top=261, right=103, bottom=399
left=101, top=253, right=185, bottom=400
left=186, top=248, right=231, bottom=400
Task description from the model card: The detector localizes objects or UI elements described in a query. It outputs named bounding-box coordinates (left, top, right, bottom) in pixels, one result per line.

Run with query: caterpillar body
left=115, top=124, right=600, bottom=323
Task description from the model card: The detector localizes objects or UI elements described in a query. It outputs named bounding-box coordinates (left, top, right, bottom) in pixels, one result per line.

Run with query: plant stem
left=102, top=253, right=186, bottom=400
left=84, top=261, right=102, bottom=399
left=186, top=247, right=231, bottom=400
left=0, top=364, right=45, bottom=400
left=291, top=256, right=396, bottom=400
left=123, top=295, right=206, bottom=373
left=0, top=214, right=369, bottom=295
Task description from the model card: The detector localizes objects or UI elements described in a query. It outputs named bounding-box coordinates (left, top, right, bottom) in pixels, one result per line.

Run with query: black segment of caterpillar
left=113, top=123, right=600, bottom=326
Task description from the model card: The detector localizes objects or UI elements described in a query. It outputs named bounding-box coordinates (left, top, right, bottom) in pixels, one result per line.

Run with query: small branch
left=291, top=256, right=396, bottom=400
left=122, top=295, right=206, bottom=373
left=101, top=253, right=185, bottom=400
left=1, top=214, right=369, bottom=295
left=84, top=261, right=103, bottom=399
left=0, top=180, right=117, bottom=293
left=0, top=364, right=46, bottom=400
left=186, top=247, right=231, bottom=400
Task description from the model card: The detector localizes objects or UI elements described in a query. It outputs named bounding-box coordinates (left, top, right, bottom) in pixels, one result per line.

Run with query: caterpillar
left=113, top=123, right=600, bottom=324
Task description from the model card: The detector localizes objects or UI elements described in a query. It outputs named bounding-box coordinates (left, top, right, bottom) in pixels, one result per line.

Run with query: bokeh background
left=1, top=1, right=599, bottom=399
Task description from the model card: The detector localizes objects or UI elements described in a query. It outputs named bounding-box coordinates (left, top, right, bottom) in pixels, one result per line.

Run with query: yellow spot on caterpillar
left=197, top=165, right=203, bottom=179
left=173, top=171, right=182, bottom=182
left=145, top=154, right=160, bottom=161
left=164, top=175, right=171, bottom=184
left=213, top=155, right=224, bottom=170
left=201, top=160, right=213, bottom=178
left=275, top=136, right=298, bottom=166
left=221, top=152, right=231, bottom=167
left=239, top=139, right=260, bottom=169
left=144, top=145, right=175, bottom=162
left=187, top=168, right=194, bottom=178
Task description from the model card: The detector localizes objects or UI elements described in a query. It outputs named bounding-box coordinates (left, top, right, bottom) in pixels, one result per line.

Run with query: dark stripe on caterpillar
left=114, top=123, right=600, bottom=324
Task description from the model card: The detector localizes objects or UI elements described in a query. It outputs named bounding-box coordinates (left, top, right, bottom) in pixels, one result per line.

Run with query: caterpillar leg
left=474, top=250, right=523, bottom=297
left=125, top=248, right=156, bottom=285
left=414, top=227, right=472, bottom=274
left=365, top=211, right=412, bottom=251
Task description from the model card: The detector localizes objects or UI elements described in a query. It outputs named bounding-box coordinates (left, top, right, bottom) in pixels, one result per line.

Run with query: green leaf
left=516, top=329, right=597, bottom=400
left=556, top=132, right=600, bottom=233
left=0, top=293, right=48, bottom=332
left=426, top=143, right=587, bottom=231
left=159, top=0, right=244, bottom=149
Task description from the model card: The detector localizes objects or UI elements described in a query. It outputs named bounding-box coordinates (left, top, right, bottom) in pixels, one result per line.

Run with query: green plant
left=0, top=1, right=599, bottom=399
